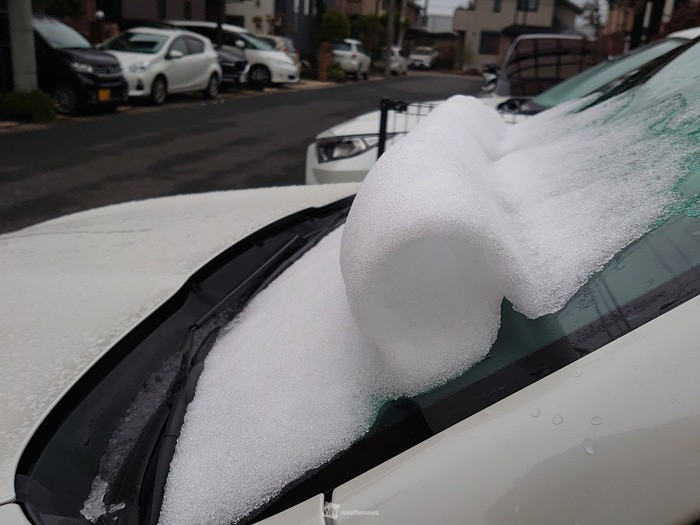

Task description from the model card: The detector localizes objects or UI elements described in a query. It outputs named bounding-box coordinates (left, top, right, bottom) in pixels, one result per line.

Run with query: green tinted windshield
left=532, top=38, right=687, bottom=109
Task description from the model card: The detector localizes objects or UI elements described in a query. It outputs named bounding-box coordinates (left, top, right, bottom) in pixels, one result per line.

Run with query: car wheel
left=53, top=83, right=79, bottom=115
left=249, top=65, right=271, bottom=89
left=150, top=76, right=167, bottom=105
left=203, top=73, right=220, bottom=99
left=362, top=70, right=369, bottom=80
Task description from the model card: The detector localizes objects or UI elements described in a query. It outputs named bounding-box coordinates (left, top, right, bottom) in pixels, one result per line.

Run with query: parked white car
left=332, top=38, right=371, bottom=80
left=380, top=46, right=408, bottom=75
left=2, top=37, right=700, bottom=525
left=101, top=27, right=222, bottom=104
left=170, top=21, right=300, bottom=86
left=408, top=46, right=439, bottom=69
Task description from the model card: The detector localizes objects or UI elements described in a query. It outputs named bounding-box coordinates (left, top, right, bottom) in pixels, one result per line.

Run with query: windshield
left=413, top=47, right=433, bottom=54
left=235, top=32, right=274, bottom=51
left=33, top=17, right=91, bottom=49
left=102, top=32, right=169, bottom=54
left=531, top=38, right=688, bottom=108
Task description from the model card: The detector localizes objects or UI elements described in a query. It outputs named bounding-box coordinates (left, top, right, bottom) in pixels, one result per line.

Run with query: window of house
left=479, top=31, right=500, bottom=55
left=494, top=0, right=501, bottom=12
left=517, top=0, right=539, bottom=11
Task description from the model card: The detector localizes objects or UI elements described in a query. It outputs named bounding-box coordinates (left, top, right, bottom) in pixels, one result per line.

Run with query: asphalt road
left=0, top=73, right=480, bottom=234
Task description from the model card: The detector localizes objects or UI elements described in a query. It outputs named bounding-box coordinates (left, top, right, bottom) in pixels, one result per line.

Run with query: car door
left=163, top=36, right=190, bottom=92
left=184, top=35, right=211, bottom=90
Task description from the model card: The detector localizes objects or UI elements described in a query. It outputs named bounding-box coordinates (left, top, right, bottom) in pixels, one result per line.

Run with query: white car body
left=169, top=21, right=300, bottom=85
left=408, top=46, right=439, bottom=69
left=3, top=186, right=700, bottom=524
left=103, top=27, right=222, bottom=100
left=333, top=38, right=371, bottom=78
left=384, top=46, right=408, bottom=75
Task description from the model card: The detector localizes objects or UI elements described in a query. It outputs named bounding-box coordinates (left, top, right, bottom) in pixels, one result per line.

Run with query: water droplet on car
left=552, top=414, right=564, bottom=425
left=530, top=408, right=541, bottom=418
left=575, top=369, right=583, bottom=377
left=583, top=438, right=596, bottom=455
left=590, top=416, right=603, bottom=425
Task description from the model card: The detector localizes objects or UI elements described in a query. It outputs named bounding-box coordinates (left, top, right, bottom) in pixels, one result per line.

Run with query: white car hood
left=0, top=184, right=358, bottom=505
left=104, top=50, right=159, bottom=68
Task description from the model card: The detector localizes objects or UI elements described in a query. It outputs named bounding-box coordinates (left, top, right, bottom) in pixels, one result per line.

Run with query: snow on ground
left=162, top=73, right=699, bottom=524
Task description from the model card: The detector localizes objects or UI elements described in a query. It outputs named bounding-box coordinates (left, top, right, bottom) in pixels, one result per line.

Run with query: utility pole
left=8, top=0, right=37, bottom=91
left=397, top=0, right=407, bottom=49
left=216, top=0, right=226, bottom=47
left=384, top=0, right=396, bottom=77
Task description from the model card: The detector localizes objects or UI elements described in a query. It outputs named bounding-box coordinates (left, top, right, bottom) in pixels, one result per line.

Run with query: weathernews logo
left=323, top=502, right=380, bottom=520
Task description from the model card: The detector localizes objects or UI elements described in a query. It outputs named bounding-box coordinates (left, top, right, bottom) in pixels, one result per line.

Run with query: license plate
left=98, top=89, right=111, bottom=102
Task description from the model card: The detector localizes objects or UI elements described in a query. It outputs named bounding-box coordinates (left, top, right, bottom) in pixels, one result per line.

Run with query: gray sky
left=418, top=0, right=593, bottom=19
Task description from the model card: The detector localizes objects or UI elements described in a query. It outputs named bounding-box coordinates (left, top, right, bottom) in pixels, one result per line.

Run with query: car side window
left=169, top=37, right=189, bottom=56
left=357, top=43, right=366, bottom=55
left=185, top=36, right=204, bottom=54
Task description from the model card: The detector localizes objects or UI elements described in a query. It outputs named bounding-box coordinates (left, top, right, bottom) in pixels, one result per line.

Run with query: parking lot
left=0, top=72, right=479, bottom=234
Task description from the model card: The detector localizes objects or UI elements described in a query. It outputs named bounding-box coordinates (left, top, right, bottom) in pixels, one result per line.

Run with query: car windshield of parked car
left=102, top=31, right=169, bottom=54
left=33, top=17, right=92, bottom=49
left=235, top=32, right=274, bottom=51
left=531, top=37, right=687, bottom=109
left=333, top=42, right=351, bottom=52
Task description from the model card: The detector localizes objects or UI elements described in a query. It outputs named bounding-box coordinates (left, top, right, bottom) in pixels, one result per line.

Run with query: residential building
left=425, top=13, right=454, bottom=33
left=332, top=0, right=421, bottom=21
left=453, top=0, right=582, bottom=67
left=225, top=0, right=276, bottom=33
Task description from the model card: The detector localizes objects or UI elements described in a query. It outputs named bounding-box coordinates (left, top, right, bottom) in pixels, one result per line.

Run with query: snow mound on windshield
left=160, top=228, right=393, bottom=525
left=340, top=94, right=688, bottom=392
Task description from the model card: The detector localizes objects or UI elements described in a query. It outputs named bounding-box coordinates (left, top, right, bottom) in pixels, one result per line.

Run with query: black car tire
left=362, top=70, right=369, bottom=80
left=53, top=83, right=79, bottom=115
left=249, top=65, right=270, bottom=89
left=203, top=73, right=220, bottom=99
left=150, top=76, right=167, bottom=105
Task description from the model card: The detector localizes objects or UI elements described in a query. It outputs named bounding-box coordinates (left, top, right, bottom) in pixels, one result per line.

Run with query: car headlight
left=69, top=61, right=93, bottom=73
left=128, top=61, right=150, bottom=73
left=316, top=136, right=380, bottom=163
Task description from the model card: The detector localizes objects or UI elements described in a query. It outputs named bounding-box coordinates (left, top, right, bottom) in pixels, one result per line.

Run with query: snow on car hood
left=0, top=183, right=357, bottom=505
left=162, top=59, right=700, bottom=523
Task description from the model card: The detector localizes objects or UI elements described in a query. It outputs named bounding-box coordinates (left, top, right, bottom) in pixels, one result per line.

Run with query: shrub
left=320, top=9, right=350, bottom=43
left=0, top=90, right=56, bottom=123
left=328, top=62, right=347, bottom=82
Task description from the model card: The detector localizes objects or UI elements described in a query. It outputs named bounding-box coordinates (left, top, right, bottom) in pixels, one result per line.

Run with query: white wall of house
left=426, top=14, right=454, bottom=33
left=226, top=0, right=276, bottom=33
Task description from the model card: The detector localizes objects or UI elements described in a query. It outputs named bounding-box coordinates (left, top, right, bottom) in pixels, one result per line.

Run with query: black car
left=33, top=16, right=128, bottom=114
left=216, top=45, right=249, bottom=88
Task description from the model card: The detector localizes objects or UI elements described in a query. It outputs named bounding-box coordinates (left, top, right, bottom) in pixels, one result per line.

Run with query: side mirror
left=167, top=49, right=185, bottom=60
left=235, top=40, right=245, bottom=49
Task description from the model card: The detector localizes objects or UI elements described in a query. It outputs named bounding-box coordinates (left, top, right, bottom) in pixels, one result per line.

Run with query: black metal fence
left=377, top=97, right=437, bottom=158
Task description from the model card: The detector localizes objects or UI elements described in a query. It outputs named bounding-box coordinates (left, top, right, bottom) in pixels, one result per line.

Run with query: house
left=332, top=0, right=421, bottom=21
left=453, top=0, right=582, bottom=67
left=225, top=0, right=276, bottom=33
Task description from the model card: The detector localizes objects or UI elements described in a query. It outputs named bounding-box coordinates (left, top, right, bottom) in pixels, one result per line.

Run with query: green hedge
left=0, top=90, right=56, bottom=123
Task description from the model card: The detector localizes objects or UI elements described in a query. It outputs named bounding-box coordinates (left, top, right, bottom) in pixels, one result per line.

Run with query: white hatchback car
left=332, top=38, right=371, bottom=80
left=170, top=21, right=300, bottom=86
left=101, top=27, right=222, bottom=104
